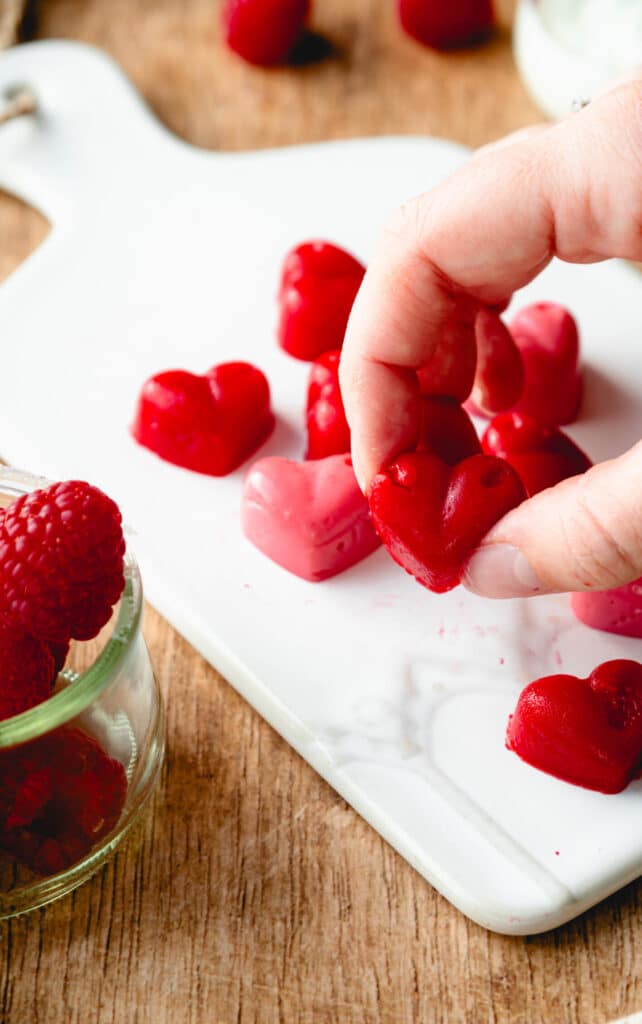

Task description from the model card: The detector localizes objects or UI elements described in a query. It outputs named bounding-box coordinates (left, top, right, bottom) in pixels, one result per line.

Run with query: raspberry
left=0, top=726, right=127, bottom=876
left=223, top=0, right=309, bottom=66
left=0, top=481, right=125, bottom=644
left=5, top=765, right=53, bottom=830
left=49, top=640, right=70, bottom=678
left=0, top=628, right=54, bottom=721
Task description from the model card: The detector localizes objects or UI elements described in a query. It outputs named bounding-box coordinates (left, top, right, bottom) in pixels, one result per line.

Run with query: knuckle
left=563, top=463, right=642, bottom=587
left=382, top=195, right=429, bottom=253
left=611, top=78, right=642, bottom=131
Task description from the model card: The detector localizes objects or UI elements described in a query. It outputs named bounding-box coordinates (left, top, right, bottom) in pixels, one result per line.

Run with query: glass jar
left=514, top=0, right=642, bottom=120
left=0, top=467, right=165, bottom=919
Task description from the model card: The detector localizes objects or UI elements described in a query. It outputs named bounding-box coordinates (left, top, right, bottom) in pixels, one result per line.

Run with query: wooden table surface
left=1, top=3, right=641, bottom=1022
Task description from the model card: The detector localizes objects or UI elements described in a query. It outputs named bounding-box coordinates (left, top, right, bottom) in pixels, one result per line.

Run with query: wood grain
left=1, top=3, right=641, bottom=1023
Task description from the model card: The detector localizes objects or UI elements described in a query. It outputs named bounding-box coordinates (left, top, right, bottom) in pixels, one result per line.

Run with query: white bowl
left=514, top=0, right=642, bottom=120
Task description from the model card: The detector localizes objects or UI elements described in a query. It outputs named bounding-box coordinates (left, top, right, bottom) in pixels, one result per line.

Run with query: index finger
left=339, top=79, right=642, bottom=490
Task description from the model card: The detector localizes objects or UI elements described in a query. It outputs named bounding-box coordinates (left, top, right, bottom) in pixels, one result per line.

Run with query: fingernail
left=463, top=544, right=551, bottom=598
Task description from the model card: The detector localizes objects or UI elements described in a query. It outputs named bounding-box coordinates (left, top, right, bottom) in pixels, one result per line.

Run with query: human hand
left=339, top=77, right=642, bottom=599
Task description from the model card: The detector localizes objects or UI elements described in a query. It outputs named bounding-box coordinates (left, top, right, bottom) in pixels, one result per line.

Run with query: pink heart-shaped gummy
left=571, top=578, right=642, bottom=639
left=241, top=454, right=380, bottom=581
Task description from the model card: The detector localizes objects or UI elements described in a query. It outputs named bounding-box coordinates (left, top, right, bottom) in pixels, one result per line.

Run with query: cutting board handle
left=0, top=40, right=175, bottom=222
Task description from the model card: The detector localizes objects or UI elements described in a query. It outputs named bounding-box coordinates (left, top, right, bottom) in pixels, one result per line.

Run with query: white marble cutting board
left=1, top=41, right=642, bottom=935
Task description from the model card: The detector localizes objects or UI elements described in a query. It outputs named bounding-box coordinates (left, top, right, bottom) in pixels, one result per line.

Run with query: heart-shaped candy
left=305, top=350, right=351, bottom=459
left=131, top=361, right=274, bottom=476
left=464, top=309, right=525, bottom=415
left=222, top=0, right=309, bottom=66
left=419, top=309, right=523, bottom=414
left=509, top=302, right=582, bottom=425
left=507, top=659, right=642, bottom=793
left=398, top=0, right=494, bottom=50
left=417, top=327, right=477, bottom=402
left=482, top=411, right=591, bottom=496
left=418, top=397, right=481, bottom=465
left=277, top=241, right=365, bottom=361
left=571, top=578, right=642, bottom=639
left=473, top=309, right=524, bottom=413
left=368, top=451, right=526, bottom=593
left=242, top=454, right=380, bottom=581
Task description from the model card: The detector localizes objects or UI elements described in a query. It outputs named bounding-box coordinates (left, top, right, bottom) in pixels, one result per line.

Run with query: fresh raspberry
left=0, top=481, right=125, bottom=644
left=49, top=640, right=70, bottom=679
left=0, top=726, right=127, bottom=876
left=0, top=628, right=54, bottom=721
left=223, top=0, right=309, bottom=66
left=4, top=765, right=53, bottom=830
left=277, top=241, right=366, bottom=361
left=398, top=0, right=494, bottom=50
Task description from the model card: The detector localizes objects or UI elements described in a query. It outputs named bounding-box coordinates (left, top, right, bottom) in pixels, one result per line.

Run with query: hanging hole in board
left=0, top=84, right=36, bottom=126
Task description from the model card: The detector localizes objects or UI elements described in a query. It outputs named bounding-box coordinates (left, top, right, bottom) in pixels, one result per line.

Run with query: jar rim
left=0, top=467, right=143, bottom=749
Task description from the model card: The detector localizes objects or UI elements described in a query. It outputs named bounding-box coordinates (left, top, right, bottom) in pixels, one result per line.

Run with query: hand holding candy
left=341, top=75, right=642, bottom=599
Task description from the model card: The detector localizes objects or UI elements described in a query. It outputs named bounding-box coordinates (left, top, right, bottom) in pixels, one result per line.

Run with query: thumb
left=463, top=441, right=642, bottom=597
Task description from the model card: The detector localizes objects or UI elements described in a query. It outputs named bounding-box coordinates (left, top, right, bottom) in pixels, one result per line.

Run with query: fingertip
left=463, top=543, right=551, bottom=599
left=342, top=357, right=422, bottom=491
left=465, top=443, right=642, bottom=597
left=350, top=444, right=369, bottom=494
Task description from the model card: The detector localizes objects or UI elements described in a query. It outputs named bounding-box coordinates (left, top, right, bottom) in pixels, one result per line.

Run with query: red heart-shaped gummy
left=482, top=411, right=591, bottom=496
left=242, top=454, right=380, bottom=581
left=507, top=660, right=642, bottom=793
left=305, top=350, right=351, bottom=459
left=222, top=0, right=309, bottom=66
left=368, top=451, right=526, bottom=592
left=277, top=241, right=365, bottom=361
left=131, top=361, right=274, bottom=476
left=571, top=578, right=642, bottom=639
left=418, top=397, right=482, bottom=465
left=509, top=302, right=582, bottom=425
left=398, top=0, right=494, bottom=49
left=420, top=310, right=523, bottom=413
left=417, top=326, right=477, bottom=402
left=464, top=309, right=525, bottom=415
